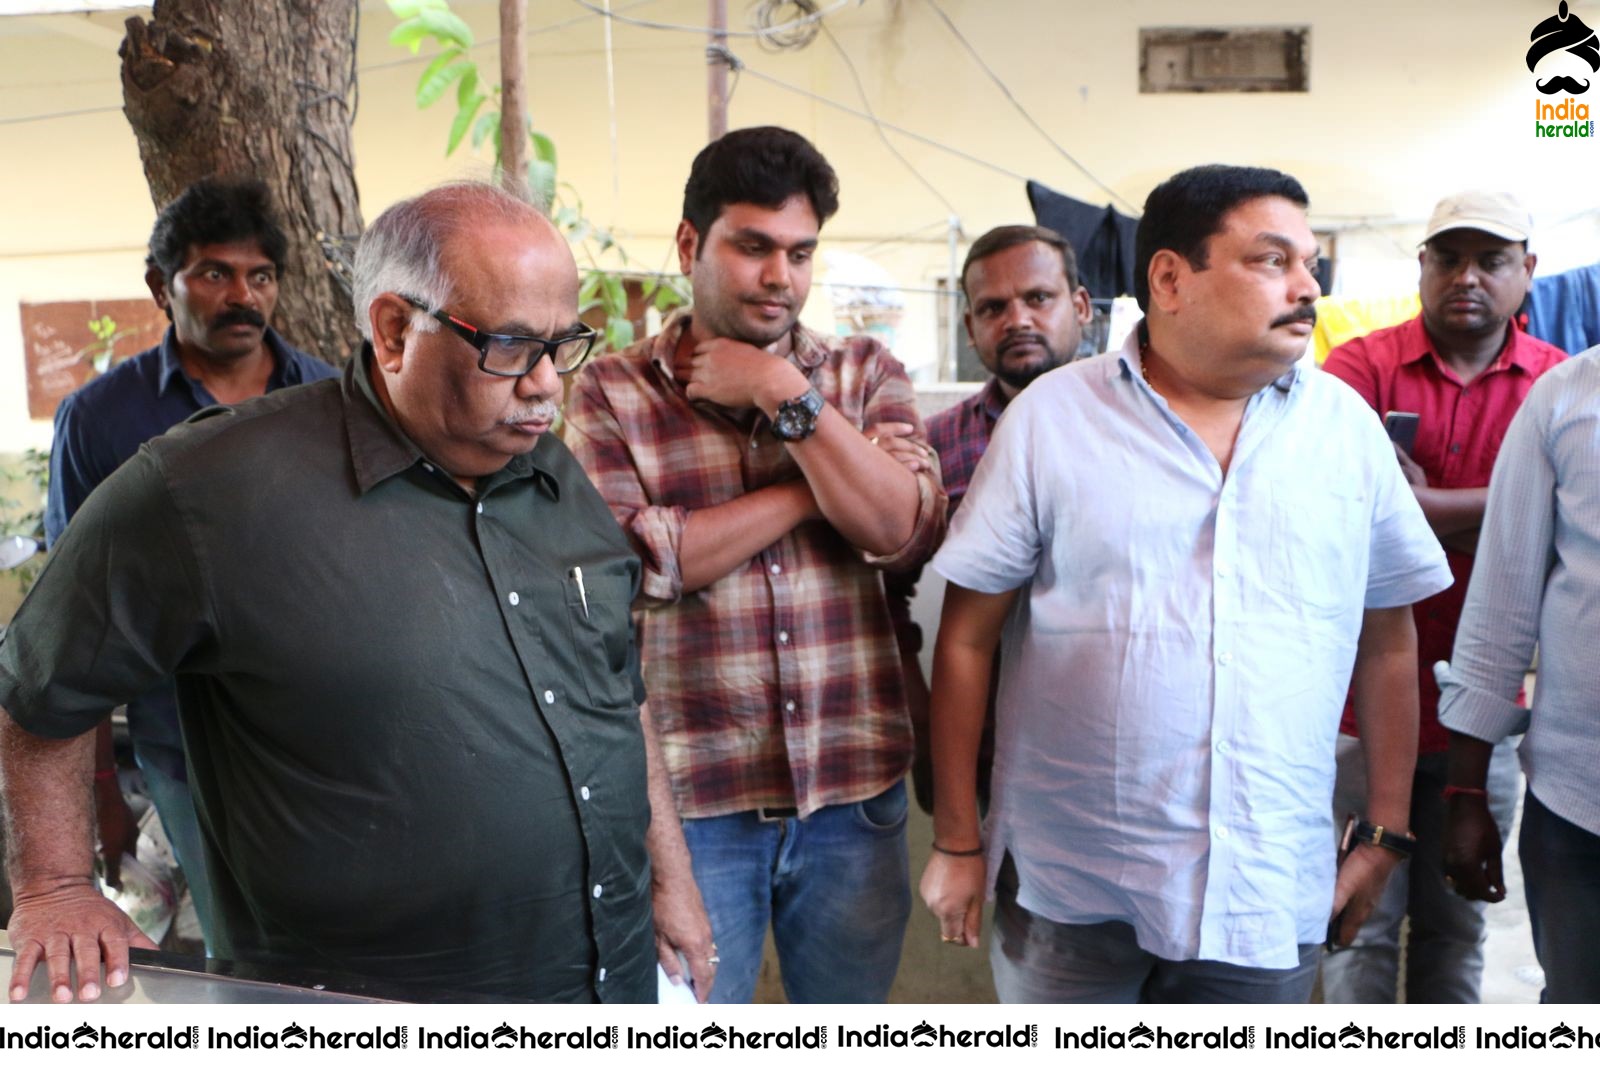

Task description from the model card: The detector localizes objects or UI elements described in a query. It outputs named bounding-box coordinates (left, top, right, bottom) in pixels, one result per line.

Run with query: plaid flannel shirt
left=565, top=311, right=946, bottom=818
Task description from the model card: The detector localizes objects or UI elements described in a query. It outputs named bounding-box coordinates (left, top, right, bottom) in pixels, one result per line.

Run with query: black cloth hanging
left=1026, top=179, right=1140, bottom=300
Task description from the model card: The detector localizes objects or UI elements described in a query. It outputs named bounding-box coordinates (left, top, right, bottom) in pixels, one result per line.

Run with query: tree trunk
left=119, top=0, right=364, bottom=365
left=498, top=0, right=528, bottom=196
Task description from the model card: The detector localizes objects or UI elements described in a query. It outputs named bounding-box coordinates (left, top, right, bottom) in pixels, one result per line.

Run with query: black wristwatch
left=771, top=387, right=824, bottom=441
left=1352, top=819, right=1416, bottom=859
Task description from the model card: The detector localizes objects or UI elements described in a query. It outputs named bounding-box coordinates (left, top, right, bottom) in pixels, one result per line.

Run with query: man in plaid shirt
left=566, top=127, right=946, bottom=1003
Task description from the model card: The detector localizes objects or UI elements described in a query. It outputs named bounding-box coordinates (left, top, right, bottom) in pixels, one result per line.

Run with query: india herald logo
left=1528, top=1, right=1599, bottom=94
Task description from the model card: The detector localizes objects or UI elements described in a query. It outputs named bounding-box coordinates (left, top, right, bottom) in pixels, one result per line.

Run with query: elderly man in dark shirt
left=0, top=181, right=711, bottom=1004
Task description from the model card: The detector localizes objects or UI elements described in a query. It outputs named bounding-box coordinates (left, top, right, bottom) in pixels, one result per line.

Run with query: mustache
left=998, top=332, right=1050, bottom=354
left=1270, top=306, right=1318, bottom=329
left=1537, top=75, right=1592, bottom=94
left=501, top=399, right=562, bottom=425
left=211, top=307, right=266, bottom=330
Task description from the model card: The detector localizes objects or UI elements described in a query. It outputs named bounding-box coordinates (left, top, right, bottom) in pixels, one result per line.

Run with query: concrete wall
left=3, top=1, right=1598, bottom=455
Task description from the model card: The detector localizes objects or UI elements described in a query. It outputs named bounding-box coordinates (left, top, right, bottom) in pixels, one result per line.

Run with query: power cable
left=923, top=0, right=1138, bottom=215
left=817, top=20, right=957, bottom=215
left=708, top=45, right=1028, bottom=184
left=570, top=0, right=853, bottom=39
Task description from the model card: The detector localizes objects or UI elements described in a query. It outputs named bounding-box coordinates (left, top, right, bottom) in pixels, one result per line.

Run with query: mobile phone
left=1383, top=411, right=1420, bottom=456
left=1325, top=813, right=1357, bottom=951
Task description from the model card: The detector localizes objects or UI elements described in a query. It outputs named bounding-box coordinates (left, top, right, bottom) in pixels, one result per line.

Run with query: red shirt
left=1322, top=315, right=1566, bottom=752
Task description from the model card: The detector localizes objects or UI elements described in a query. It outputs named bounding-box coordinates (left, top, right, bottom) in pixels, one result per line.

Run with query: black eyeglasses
left=401, top=295, right=599, bottom=377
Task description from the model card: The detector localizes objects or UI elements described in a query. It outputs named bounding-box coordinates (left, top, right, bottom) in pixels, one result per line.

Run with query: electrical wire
left=0, top=104, right=121, bottom=127
left=923, top=0, right=1138, bottom=215
left=817, top=20, right=957, bottom=215
left=569, top=0, right=852, bottom=39
left=752, top=0, right=823, bottom=52
left=709, top=45, right=1028, bottom=184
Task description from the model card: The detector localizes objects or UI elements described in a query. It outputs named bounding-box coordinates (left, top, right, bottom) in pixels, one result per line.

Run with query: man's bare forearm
left=929, top=585, right=1018, bottom=848
left=1412, top=485, right=1488, bottom=538
left=0, top=711, right=96, bottom=893
left=679, top=480, right=820, bottom=593
left=785, top=406, right=922, bottom=556
left=1349, top=605, right=1420, bottom=830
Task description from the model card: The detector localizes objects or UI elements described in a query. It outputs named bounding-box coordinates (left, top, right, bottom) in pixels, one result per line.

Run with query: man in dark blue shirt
left=44, top=178, right=335, bottom=948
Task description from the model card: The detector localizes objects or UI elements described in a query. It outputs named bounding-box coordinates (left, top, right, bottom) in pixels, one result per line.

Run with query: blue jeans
left=680, top=781, right=911, bottom=1004
left=990, top=854, right=1320, bottom=1003
left=135, top=742, right=216, bottom=952
left=1321, top=736, right=1519, bottom=1003
left=1521, top=789, right=1600, bottom=1003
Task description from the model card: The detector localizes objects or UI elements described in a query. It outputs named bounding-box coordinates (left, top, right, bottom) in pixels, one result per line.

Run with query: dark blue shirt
left=44, top=326, right=336, bottom=770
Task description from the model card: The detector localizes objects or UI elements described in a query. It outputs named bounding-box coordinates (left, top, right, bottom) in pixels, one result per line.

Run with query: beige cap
left=1421, top=191, right=1533, bottom=244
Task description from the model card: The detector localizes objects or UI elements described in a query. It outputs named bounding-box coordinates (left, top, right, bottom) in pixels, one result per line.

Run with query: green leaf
left=553, top=205, right=581, bottom=229
left=529, top=130, right=557, bottom=168
left=389, top=17, right=429, bottom=55
left=602, top=273, right=627, bottom=313
left=412, top=8, right=474, bottom=49
left=471, top=110, right=498, bottom=149
left=605, top=318, right=635, bottom=352
left=578, top=272, right=602, bottom=305
left=388, top=0, right=448, bottom=18
left=456, top=67, right=478, bottom=108
left=528, top=159, right=556, bottom=208
left=416, top=53, right=471, bottom=109
left=654, top=283, right=683, bottom=311
left=640, top=277, right=659, bottom=299
left=446, top=94, right=484, bottom=155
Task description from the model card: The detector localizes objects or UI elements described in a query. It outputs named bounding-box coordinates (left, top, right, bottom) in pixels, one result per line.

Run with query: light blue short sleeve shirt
left=932, top=326, right=1451, bottom=969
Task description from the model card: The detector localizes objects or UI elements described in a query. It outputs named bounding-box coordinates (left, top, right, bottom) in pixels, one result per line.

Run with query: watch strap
left=1353, top=819, right=1416, bottom=858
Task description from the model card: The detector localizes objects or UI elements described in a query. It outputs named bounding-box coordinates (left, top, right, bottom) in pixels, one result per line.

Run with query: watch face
left=773, top=389, right=821, bottom=440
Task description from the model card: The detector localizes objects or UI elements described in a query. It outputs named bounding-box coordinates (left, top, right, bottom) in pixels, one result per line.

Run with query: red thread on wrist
left=1442, top=784, right=1488, bottom=800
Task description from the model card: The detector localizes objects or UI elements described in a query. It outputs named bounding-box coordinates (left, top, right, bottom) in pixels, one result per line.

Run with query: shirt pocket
left=563, top=568, right=639, bottom=710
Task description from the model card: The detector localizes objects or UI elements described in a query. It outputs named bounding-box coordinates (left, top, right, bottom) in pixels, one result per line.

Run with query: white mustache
left=502, top=399, right=562, bottom=425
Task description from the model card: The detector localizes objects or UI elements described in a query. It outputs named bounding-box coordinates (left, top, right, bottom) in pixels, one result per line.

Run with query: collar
left=646, top=307, right=829, bottom=387
left=1403, top=314, right=1536, bottom=376
left=1116, top=318, right=1301, bottom=394
left=155, top=325, right=300, bottom=398
left=341, top=344, right=558, bottom=498
left=977, top=376, right=1011, bottom=420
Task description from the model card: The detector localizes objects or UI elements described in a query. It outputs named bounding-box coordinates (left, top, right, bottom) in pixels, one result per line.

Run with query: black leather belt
left=756, top=806, right=799, bottom=822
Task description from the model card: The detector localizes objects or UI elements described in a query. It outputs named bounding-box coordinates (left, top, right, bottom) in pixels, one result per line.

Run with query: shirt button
left=1215, top=825, right=1231, bottom=840
left=770, top=564, right=782, bottom=575
left=1450, top=444, right=1463, bottom=454
left=778, top=630, right=790, bottom=644
left=476, top=502, right=484, bottom=514
left=422, top=462, right=435, bottom=473
left=784, top=700, right=796, bottom=713
left=508, top=591, right=520, bottom=606
left=593, top=884, right=603, bottom=899
left=580, top=786, right=591, bottom=801
left=598, top=967, right=607, bottom=983
left=1217, top=651, right=1233, bottom=666
left=544, top=690, right=555, bottom=704
left=1216, top=739, right=1231, bottom=754
left=1215, top=563, right=1231, bottom=578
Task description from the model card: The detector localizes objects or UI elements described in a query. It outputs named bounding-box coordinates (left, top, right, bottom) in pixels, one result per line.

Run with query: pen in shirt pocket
left=571, top=566, right=589, bottom=618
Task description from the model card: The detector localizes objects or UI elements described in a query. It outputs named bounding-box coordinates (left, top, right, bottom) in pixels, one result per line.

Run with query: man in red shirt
left=1320, top=191, right=1566, bottom=1002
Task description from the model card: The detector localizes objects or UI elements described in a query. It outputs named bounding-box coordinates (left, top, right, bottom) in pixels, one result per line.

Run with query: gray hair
left=352, top=181, right=548, bottom=340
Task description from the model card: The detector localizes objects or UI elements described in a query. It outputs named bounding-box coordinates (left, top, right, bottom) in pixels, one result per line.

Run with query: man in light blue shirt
left=1439, top=345, right=1600, bottom=1004
left=920, top=165, right=1452, bottom=1003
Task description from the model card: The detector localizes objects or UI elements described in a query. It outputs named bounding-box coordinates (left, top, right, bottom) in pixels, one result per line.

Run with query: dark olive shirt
left=0, top=352, right=654, bottom=1003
